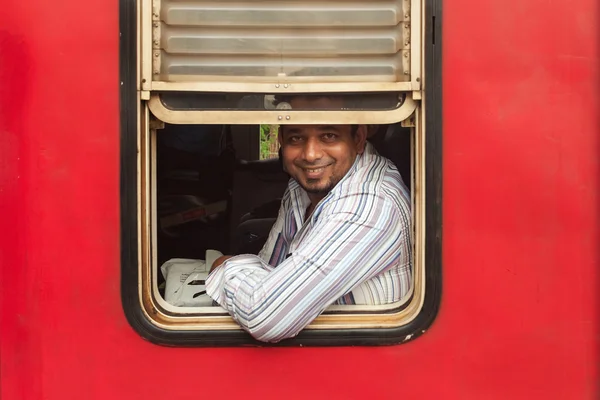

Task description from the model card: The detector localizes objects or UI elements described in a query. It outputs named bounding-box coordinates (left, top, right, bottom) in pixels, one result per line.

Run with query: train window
left=121, top=0, right=441, bottom=346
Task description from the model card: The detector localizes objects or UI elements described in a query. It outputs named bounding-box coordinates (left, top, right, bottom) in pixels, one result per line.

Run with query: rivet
left=275, top=84, right=280, bottom=88
left=416, top=77, right=420, bottom=82
left=278, top=115, right=283, bottom=120
left=283, top=84, right=289, bottom=88
left=153, top=23, right=158, bottom=28
left=285, top=115, right=290, bottom=120
left=404, top=71, right=409, bottom=75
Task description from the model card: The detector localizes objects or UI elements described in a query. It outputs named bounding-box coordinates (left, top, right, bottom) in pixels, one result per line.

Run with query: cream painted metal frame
left=136, top=0, right=428, bottom=336
left=148, top=94, right=418, bottom=125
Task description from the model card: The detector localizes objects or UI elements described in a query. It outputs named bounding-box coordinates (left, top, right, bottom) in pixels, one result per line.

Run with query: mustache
left=294, top=162, right=332, bottom=169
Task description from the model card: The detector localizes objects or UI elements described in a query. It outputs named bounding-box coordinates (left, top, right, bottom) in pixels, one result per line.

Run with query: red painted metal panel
left=1, top=0, right=598, bottom=399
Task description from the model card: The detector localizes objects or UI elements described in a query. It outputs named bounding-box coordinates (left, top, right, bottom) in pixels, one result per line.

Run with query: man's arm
left=210, top=255, right=233, bottom=272
left=205, top=192, right=409, bottom=343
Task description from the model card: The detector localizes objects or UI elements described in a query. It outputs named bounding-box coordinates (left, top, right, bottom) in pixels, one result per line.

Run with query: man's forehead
left=281, top=125, right=348, bottom=133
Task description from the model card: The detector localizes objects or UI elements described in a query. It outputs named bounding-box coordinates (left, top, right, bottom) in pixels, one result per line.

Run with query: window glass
left=159, top=92, right=405, bottom=111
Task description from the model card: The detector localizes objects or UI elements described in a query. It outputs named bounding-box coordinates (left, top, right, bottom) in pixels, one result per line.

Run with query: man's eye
left=288, top=136, right=302, bottom=143
left=322, top=133, right=338, bottom=141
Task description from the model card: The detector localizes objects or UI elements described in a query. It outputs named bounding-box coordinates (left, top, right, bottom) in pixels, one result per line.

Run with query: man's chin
left=300, top=180, right=332, bottom=195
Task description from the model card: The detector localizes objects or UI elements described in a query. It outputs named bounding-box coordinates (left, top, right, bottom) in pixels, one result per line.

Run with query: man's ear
left=355, top=125, right=368, bottom=154
left=277, top=127, right=286, bottom=173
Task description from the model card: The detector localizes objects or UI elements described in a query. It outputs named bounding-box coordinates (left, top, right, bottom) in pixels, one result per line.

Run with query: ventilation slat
left=160, top=53, right=405, bottom=82
left=162, top=1, right=405, bottom=27
left=162, top=25, right=405, bottom=55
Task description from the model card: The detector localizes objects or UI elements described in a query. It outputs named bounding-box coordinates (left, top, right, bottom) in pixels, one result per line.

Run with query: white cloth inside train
left=160, top=250, right=223, bottom=307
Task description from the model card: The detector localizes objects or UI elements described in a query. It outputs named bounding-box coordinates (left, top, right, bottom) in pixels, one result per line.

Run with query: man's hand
left=210, top=255, right=233, bottom=272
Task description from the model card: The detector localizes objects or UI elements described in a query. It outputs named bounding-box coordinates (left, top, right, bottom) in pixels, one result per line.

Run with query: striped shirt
left=205, top=142, right=412, bottom=342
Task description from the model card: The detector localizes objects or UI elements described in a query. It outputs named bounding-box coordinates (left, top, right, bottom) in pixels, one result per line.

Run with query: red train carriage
left=1, top=0, right=598, bottom=398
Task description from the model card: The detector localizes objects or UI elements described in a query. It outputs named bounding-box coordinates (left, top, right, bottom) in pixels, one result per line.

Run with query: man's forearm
left=210, top=255, right=233, bottom=272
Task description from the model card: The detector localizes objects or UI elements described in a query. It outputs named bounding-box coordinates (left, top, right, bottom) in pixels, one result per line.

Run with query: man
left=206, top=95, right=412, bottom=342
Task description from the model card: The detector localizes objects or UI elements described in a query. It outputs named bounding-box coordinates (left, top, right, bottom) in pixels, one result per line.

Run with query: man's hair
left=272, top=93, right=399, bottom=111
left=273, top=95, right=364, bottom=137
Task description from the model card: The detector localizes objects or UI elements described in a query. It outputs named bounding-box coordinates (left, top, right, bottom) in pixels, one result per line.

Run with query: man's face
left=278, top=97, right=367, bottom=199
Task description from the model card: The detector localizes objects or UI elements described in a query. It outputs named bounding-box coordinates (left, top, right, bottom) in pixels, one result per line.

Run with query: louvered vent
left=155, top=0, right=412, bottom=83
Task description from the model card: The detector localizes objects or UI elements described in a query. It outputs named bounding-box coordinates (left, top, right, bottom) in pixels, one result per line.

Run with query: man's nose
left=302, top=137, right=323, bottom=163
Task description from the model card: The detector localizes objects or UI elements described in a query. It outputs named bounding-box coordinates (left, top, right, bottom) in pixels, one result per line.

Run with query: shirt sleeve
left=205, top=191, right=406, bottom=343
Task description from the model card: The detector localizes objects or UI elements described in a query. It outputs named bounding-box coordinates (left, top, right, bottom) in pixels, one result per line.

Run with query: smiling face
left=278, top=99, right=367, bottom=204
left=279, top=124, right=366, bottom=202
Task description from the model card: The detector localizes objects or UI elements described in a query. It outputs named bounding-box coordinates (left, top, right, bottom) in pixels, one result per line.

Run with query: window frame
left=147, top=93, right=418, bottom=125
left=120, top=0, right=442, bottom=346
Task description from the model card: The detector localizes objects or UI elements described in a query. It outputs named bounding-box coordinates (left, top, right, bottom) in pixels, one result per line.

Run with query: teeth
left=306, top=167, right=324, bottom=173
